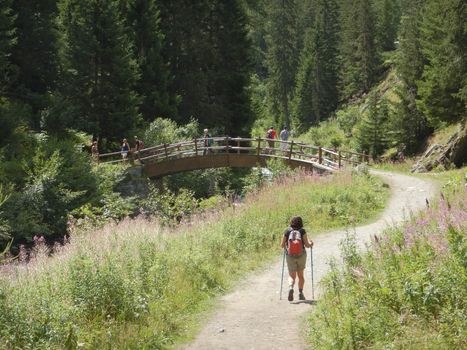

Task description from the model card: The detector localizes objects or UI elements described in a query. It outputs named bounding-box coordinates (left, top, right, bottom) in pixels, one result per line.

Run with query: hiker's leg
left=288, top=271, right=296, bottom=288
left=297, top=269, right=305, bottom=290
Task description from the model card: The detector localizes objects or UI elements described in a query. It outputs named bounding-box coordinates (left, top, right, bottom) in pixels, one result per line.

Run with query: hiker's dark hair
left=290, top=216, right=303, bottom=229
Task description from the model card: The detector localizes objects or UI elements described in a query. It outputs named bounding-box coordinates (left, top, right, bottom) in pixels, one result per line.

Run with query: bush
left=298, top=119, right=355, bottom=150
left=1, top=136, right=97, bottom=243
left=141, top=183, right=198, bottom=224
left=144, top=118, right=199, bottom=147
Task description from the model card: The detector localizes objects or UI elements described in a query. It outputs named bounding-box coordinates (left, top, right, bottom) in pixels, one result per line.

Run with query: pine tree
left=356, top=91, right=389, bottom=158
left=374, top=0, right=401, bottom=51
left=119, top=0, right=174, bottom=122
left=391, top=0, right=428, bottom=154
left=0, top=0, right=16, bottom=96
left=339, top=0, right=379, bottom=100
left=158, top=0, right=252, bottom=135
left=396, top=0, right=425, bottom=90
left=390, top=82, right=428, bottom=154
left=205, top=0, right=253, bottom=135
left=417, top=0, right=466, bottom=127
left=265, top=0, right=299, bottom=128
left=293, top=0, right=339, bottom=131
left=244, top=0, right=269, bottom=79
left=58, top=0, right=140, bottom=143
left=8, top=0, right=59, bottom=128
left=157, top=0, right=212, bottom=125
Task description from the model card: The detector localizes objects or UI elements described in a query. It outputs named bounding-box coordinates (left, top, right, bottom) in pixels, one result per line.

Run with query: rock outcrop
left=412, top=123, right=467, bottom=173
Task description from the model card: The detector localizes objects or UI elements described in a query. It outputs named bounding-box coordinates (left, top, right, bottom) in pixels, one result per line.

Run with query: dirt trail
left=179, top=171, right=438, bottom=350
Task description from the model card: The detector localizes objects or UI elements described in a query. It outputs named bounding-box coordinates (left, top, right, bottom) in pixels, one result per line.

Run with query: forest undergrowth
left=0, top=170, right=388, bottom=349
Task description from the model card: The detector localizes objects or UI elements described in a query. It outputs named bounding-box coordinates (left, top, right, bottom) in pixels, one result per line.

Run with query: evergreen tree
left=374, top=0, right=401, bottom=51
left=9, top=0, right=59, bottom=128
left=58, top=0, right=140, bottom=143
left=391, top=0, right=429, bottom=154
left=158, top=0, right=252, bottom=135
left=356, top=91, right=389, bottom=158
left=293, top=0, right=339, bottom=131
left=339, top=0, right=379, bottom=100
left=396, top=0, right=425, bottom=90
left=265, top=0, right=298, bottom=128
left=390, top=82, right=428, bottom=154
left=205, top=0, right=253, bottom=135
left=119, top=0, right=174, bottom=122
left=417, top=0, right=466, bottom=127
left=244, top=0, right=269, bottom=79
left=0, top=0, right=16, bottom=96
left=158, top=0, right=211, bottom=125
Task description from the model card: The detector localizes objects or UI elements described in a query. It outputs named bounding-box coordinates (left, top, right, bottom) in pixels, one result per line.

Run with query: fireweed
left=308, top=172, right=466, bottom=350
left=0, top=171, right=388, bottom=349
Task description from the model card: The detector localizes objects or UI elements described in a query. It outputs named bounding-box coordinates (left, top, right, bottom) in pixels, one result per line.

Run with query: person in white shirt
left=280, top=126, right=289, bottom=151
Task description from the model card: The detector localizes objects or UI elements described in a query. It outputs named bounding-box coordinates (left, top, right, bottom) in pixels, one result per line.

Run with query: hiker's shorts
left=286, top=252, right=307, bottom=273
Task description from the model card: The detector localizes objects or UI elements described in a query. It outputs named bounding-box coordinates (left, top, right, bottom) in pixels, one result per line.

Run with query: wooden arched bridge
left=97, top=137, right=369, bottom=178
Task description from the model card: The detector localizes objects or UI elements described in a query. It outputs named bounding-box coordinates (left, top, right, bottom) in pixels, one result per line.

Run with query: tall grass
left=308, top=170, right=466, bottom=350
left=371, top=160, right=415, bottom=173
left=0, top=171, right=388, bottom=349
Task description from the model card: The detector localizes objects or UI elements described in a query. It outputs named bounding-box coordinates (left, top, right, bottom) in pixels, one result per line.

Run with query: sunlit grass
left=371, top=159, right=415, bottom=173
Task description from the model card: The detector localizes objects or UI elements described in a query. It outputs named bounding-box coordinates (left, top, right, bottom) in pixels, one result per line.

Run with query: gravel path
left=179, top=171, right=438, bottom=350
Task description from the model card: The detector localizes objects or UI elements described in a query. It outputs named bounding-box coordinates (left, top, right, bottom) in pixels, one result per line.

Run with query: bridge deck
left=142, top=153, right=333, bottom=178
left=97, top=137, right=369, bottom=178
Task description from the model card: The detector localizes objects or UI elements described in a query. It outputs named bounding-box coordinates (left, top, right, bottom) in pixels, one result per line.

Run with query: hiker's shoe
left=299, top=292, right=306, bottom=301
left=288, top=289, right=294, bottom=301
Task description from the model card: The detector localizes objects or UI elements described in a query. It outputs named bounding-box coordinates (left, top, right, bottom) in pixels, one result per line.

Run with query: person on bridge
left=134, top=136, right=145, bottom=162
left=266, top=126, right=276, bottom=153
left=121, top=138, right=130, bottom=160
left=280, top=216, right=313, bottom=301
left=134, top=136, right=145, bottom=152
left=279, top=126, right=289, bottom=152
left=91, top=140, right=99, bottom=161
left=203, top=128, right=213, bottom=155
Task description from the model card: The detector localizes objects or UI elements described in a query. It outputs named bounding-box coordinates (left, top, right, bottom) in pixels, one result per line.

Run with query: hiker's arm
left=280, top=235, right=286, bottom=249
left=303, top=234, right=313, bottom=248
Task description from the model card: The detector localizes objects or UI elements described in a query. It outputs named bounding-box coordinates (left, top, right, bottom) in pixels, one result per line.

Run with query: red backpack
left=287, top=230, right=303, bottom=256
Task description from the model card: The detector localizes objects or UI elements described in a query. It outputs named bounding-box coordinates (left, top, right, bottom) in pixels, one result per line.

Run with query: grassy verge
left=0, top=171, right=389, bottom=349
left=307, top=170, right=466, bottom=350
left=371, top=160, right=415, bottom=173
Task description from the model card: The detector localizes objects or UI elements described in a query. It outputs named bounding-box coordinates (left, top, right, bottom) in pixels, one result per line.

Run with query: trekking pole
left=310, top=247, right=315, bottom=300
left=279, top=248, right=286, bottom=300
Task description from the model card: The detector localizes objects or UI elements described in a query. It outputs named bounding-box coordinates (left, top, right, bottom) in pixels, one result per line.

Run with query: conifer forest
left=0, top=0, right=465, bottom=247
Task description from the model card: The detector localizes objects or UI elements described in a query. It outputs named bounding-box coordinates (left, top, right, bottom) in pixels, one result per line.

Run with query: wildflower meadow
left=0, top=171, right=388, bottom=349
left=308, top=170, right=466, bottom=349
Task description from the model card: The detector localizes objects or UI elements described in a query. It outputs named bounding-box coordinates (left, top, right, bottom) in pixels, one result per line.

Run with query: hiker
left=203, top=128, right=213, bottom=155
left=280, top=216, right=313, bottom=301
left=133, top=136, right=145, bottom=162
left=91, top=140, right=99, bottom=161
left=121, top=138, right=130, bottom=160
left=279, top=126, right=289, bottom=152
left=266, top=126, right=276, bottom=153
left=134, top=136, right=145, bottom=152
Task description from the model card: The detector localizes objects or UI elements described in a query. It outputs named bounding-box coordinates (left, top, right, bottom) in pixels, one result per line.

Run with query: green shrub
left=141, top=183, right=198, bottom=224
left=144, top=117, right=199, bottom=147
left=297, top=119, right=355, bottom=150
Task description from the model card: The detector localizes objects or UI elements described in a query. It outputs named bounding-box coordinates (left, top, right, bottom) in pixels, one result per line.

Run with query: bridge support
left=142, top=153, right=333, bottom=178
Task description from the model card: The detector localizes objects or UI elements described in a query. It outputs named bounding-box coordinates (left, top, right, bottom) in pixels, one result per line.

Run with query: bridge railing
left=97, top=137, right=370, bottom=169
